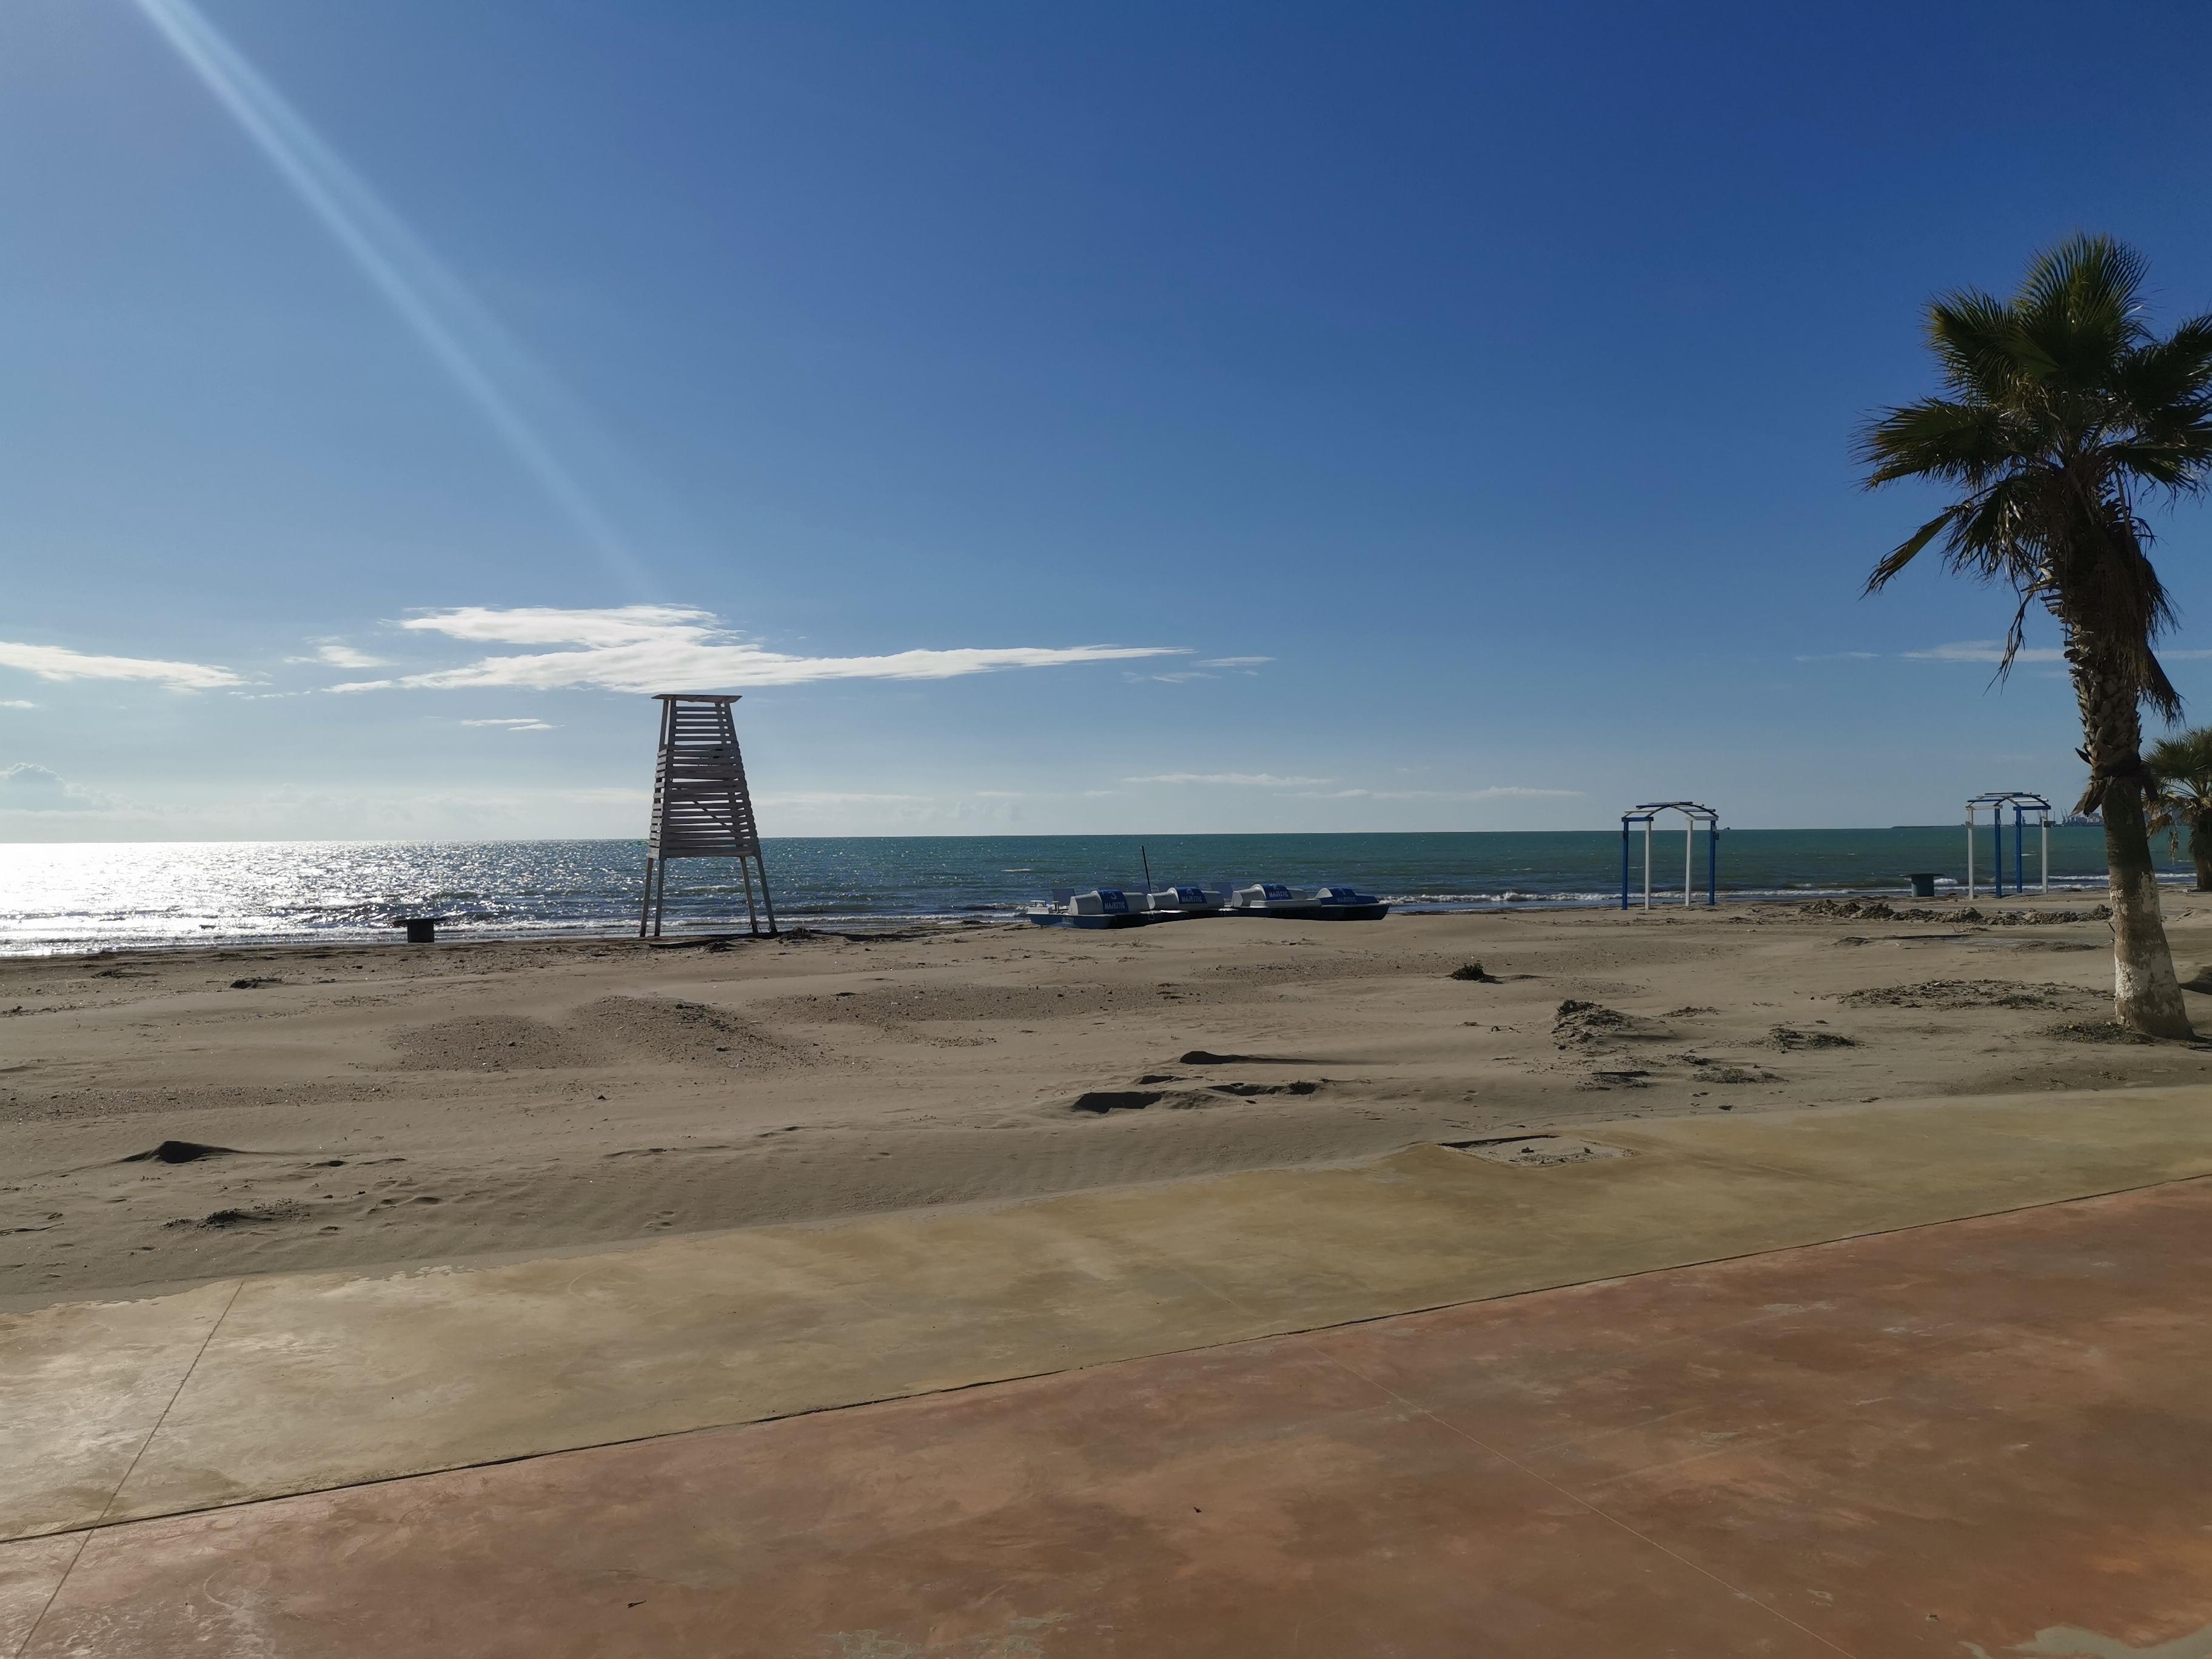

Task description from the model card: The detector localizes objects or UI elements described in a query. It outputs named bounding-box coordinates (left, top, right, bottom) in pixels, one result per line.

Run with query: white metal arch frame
left=1964, top=791, right=2051, bottom=899
left=1620, top=802, right=1720, bottom=910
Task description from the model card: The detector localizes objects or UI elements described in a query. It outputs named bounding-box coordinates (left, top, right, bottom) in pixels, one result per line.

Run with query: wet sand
left=5, top=897, right=2210, bottom=1310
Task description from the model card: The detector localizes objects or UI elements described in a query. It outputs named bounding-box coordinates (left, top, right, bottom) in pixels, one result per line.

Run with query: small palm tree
left=2146, top=727, right=2212, bottom=891
left=1858, top=235, right=2212, bottom=1037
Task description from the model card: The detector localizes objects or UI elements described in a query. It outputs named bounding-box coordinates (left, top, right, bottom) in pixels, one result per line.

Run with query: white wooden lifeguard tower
left=638, top=693, right=777, bottom=938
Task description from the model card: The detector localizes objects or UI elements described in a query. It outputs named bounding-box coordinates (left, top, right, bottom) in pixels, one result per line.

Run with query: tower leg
left=638, top=857, right=655, bottom=939
left=651, top=856, right=669, bottom=939
left=754, top=852, right=780, bottom=937
left=738, top=856, right=761, bottom=936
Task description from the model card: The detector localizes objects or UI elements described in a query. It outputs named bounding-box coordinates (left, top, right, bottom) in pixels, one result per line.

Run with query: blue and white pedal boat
left=1024, top=883, right=1232, bottom=929
left=1144, top=883, right=1232, bottom=919
left=1227, top=882, right=1390, bottom=922
left=1025, top=888, right=1151, bottom=930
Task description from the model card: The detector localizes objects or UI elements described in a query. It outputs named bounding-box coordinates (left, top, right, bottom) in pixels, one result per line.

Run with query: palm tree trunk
left=2070, top=645, right=2193, bottom=1037
left=2194, top=812, right=2212, bottom=893
left=2099, top=787, right=2191, bottom=1033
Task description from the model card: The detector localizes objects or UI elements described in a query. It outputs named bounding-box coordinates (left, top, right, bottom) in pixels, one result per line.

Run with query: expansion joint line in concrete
left=8, top=1535, right=86, bottom=1659
left=13, top=1278, right=247, bottom=1659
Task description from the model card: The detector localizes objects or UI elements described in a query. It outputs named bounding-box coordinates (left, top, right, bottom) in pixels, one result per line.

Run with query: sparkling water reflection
left=0, top=828, right=2134, bottom=956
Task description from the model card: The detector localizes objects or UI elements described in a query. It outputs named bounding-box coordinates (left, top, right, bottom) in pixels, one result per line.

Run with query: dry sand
left=5, top=898, right=2211, bottom=1311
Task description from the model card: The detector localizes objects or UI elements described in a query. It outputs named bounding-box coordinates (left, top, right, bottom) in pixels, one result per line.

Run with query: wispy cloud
left=1298, top=786, right=1583, bottom=800
left=1125, top=771, right=1333, bottom=787
left=460, top=717, right=555, bottom=732
left=1805, top=641, right=2212, bottom=666
left=757, top=791, right=930, bottom=806
left=329, top=606, right=1180, bottom=694
left=287, top=641, right=390, bottom=669
left=1903, top=640, right=2065, bottom=663
left=0, top=641, right=245, bottom=690
left=1199, top=656, right=1272, bottom=668
left=0, top=700, right=34, bottom=710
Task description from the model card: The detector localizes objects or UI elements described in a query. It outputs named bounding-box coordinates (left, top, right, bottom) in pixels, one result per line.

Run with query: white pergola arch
left=1620, top=802, right=1720, bottom=910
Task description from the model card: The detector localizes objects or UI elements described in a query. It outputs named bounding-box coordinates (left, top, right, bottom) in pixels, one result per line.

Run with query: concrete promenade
left=7, top=1087, right=2212, bottom=1655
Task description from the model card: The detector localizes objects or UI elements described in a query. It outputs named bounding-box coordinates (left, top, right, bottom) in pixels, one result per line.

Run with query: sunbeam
left=130, top=0, right=657, bottom=592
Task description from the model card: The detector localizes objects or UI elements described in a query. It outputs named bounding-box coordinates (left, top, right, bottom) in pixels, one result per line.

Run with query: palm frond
left=1863, top=506, right=1962, bottom=593
left=1947, top=471, right=2051, bottom=586
left=2117, top=315, right=2212, bottom=416
left=2016, top=235, right=2151, bottom=388
left=1926, top=291, right=2027, bottom=403
left=2145, top=727, right=2212, bottom=796
left=1855, top=399, right=2019, bottom=486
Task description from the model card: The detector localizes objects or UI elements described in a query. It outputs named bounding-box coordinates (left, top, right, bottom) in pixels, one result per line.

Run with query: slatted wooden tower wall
left=638, top=693, right=778, bottom=937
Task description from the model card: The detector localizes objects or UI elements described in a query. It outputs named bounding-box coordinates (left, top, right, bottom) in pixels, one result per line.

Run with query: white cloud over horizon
left=1125, top=772, right=1334, bottom=786
left=287, top=641, right=390, bottom=669
left=460, top=717, right=556, bottom=731
left=327, top=606, right=1182, bottom=694
left=0, top=641, right=245, bottom=690
left=0, top=762, right=114, bottom=814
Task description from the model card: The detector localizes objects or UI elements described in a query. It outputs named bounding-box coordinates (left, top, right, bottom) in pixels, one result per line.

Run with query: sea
left=0, top=828, right=2156, bottom=957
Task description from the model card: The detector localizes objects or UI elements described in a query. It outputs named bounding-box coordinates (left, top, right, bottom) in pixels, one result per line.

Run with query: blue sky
left=7, top=0, right=2212, bottom=840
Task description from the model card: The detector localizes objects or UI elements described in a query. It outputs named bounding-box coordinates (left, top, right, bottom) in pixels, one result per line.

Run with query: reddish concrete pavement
left=12, top=1179, right=2212, bottom=1657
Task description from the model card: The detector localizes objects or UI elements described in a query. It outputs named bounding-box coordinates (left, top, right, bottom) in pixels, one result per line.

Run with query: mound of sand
left=1768, top=1025, right=1857, bottom=1050
left=388, top=1014, right=604, bottom=1071
left=122, top=1140, right=235, bottom=1165
left=1677, top=1054, right=1780, bottom=1084
left=166, top=1201, right=309, bottom=1231
left=2044, top=1020, right=2162, bottom=1045
left=1553, top=999, right=1670, bottom=1048
left=1064, top=1087, right=1216, bottom=1115
left=1841, top=980, right=2097, bottom=1011
left=1447, top=1134, right=1631, bottom=1167
left=389, top=997, right=813, bottom=1074
left=566, top=997, right=814, bottom=1070
left=1798, top=900, right=2110, bottom=925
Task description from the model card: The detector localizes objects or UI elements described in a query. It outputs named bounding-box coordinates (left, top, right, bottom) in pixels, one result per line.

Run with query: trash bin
left=1905, top=873, right=1939, bottom=899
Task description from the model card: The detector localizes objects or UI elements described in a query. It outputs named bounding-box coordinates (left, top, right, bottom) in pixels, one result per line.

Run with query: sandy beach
left=5, top=897, right=2211, bottom=1312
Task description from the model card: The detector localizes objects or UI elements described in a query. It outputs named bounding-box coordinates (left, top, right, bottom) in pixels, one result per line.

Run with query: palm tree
left=1858, top=235, right=2212, bottom=1037
left=2146, top=727, right=2212, bottom=891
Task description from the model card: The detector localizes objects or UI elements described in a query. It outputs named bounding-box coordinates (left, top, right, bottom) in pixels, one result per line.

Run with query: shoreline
left=0, top=876, right=2150, bottom=960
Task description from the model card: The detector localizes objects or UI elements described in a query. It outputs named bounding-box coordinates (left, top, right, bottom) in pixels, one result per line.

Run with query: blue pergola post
left=1966, top=791, right=2054, bottom=900
left=1620, top=822, right=1631, bottom=911
left=1708, top=824, right=1718, bottom=906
